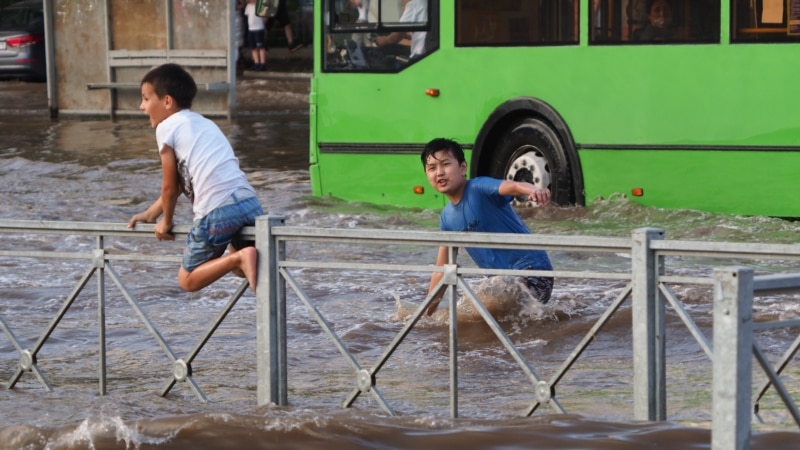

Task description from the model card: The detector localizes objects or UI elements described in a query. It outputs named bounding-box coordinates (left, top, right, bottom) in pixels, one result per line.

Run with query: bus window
left=591, top=0, right=720, bottom=44
left=455, top=0, right=578, bottom=46
left=731, top=0, right=800, bottom=43
left=323, top=0, right=438, bottom=72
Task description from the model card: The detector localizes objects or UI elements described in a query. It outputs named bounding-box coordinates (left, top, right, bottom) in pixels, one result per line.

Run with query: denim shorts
left=182, top=193, right=263, bottom=272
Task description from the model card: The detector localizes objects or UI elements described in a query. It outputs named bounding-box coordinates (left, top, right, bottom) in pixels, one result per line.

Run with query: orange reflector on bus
left=414, top=186, right=425, bottom=195
left=425, top=88, right=440, bottom=97
left=631, top=187, right=644, bottom=197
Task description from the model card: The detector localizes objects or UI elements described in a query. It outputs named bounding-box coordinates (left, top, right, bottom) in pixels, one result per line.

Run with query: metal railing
left=2, top=217, right=800, bottom=450
left=254, top=217, right=800, bottom=450
left=0, top=219, right=256, bottom=402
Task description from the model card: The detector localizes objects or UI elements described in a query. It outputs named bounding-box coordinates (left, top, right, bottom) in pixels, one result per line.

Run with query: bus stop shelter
left=43, top=0, right=236, bottom=119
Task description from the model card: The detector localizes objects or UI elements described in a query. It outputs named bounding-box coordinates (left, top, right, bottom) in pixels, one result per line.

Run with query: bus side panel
left=579, top=149, right=800, bottom=217
left=315, top=152, right=446, bottom=209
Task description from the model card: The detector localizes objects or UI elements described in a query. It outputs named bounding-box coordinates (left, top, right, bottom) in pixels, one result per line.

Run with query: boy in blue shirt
left=422, top=138, right=554, bottom=315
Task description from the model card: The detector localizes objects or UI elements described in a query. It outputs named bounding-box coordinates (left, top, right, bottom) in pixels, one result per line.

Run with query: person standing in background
left=244, top=0, right=268, bottom=71
left=266, top=0, right=304, bottom=53
left=297, top=0, right=314, bottom=46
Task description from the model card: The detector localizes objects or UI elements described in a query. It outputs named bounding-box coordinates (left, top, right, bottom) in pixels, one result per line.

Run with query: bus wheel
left=491, top=118, right=573, bottom=207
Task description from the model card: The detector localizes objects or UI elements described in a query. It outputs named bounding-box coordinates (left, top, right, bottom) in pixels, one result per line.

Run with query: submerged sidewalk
left=234, top=44, right=311, bottom=112
left=237, top=44, right=312, bottom=82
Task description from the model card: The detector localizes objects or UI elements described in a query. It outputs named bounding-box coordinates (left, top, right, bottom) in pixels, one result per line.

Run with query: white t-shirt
left=156, top=109, right=255, bottom=219
left=400, top=0, right=428, bottom=57
left=357, top=0, right=376, bottom=23
left=244, top=3, right=265, bottom=31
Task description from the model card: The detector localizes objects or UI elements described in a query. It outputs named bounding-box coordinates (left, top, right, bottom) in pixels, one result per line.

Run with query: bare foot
left=239, top=246, right=258, bottom=293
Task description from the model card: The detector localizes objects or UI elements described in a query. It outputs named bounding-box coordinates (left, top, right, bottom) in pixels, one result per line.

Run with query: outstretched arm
left=498, top=180, right=551, bottom=205
left=426, top=245, right=458, bottom=315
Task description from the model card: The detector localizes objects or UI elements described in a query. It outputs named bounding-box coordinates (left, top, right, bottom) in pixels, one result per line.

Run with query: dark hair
left=140, top=63, right=197, bottom=109
left=421, top=138, right=465, bottom=167
left=647, top=0, right=670, bottom=14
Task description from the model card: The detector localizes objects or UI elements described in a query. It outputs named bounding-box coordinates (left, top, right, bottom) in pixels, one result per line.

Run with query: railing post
left=95, top=237, right=107, bottom=396
left=94, top=236, right=107, bottom=395
left=631, top=227, right=666, bottom=421
left=444, top=262, right=459, bottom=419
left=256, top=215, right=286, bottom=406
left=712, top=267, right=753, bottom=450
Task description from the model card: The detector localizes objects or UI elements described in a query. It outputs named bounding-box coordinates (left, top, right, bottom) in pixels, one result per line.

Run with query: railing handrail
left=269, top=225, right=633, bottom=252
left=0, top=218, right=255, bottom=240
left=651, top=239, right=800, bottom=259
left=5, top=219, right=800, bottom=262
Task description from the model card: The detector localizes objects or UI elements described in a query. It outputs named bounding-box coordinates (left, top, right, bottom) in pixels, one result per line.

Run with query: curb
left=239, top=71, right=312, bottom=82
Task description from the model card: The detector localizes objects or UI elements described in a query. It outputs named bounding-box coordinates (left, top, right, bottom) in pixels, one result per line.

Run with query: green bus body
left=310, top=1, right=800, bottom=217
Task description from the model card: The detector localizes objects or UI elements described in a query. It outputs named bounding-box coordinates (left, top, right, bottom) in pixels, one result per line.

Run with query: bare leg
left=258, top=48, right=267, bottom=65
left=238, top=246, right=258, bottom=292
left=284, top=24, right=294, bottom=44
left=178, top=246, right=258, bottom=293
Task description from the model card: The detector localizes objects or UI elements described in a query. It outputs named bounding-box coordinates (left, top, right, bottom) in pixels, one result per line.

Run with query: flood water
left=1, top=78, right=800, bottom=449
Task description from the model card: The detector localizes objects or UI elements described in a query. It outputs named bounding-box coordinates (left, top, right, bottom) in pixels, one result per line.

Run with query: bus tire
left=490, top=118, right=574, bottom=207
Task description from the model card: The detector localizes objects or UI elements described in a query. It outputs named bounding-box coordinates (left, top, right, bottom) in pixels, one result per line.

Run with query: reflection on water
left=1, top=80, right=800, bottom=449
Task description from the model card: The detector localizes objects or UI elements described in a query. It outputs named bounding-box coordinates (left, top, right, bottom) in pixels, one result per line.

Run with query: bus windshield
left=324, top=0, right=437, bottom=72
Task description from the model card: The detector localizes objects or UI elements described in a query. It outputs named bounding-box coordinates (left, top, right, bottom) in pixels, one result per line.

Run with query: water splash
left=392, top=276, right=569, bottom=326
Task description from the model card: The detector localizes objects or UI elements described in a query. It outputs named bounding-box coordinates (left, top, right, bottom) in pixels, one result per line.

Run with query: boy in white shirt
left=129, top=63, right=263, bottom=293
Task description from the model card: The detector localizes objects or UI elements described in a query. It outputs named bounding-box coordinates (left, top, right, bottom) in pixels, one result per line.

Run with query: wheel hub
left=506, top=148, right=551, bottom=207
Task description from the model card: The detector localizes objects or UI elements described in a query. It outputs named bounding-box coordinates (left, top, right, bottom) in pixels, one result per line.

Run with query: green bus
left=310, top=0, right=800, bottom=217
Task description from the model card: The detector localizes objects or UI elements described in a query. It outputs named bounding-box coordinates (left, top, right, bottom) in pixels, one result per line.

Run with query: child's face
left=140, top=82, right=174, bottom=128
left=424, top=149, right=467, bottom=197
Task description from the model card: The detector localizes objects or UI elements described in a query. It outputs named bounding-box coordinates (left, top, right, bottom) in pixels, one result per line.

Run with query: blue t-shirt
left=440, top=177, right=553, bottom=271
